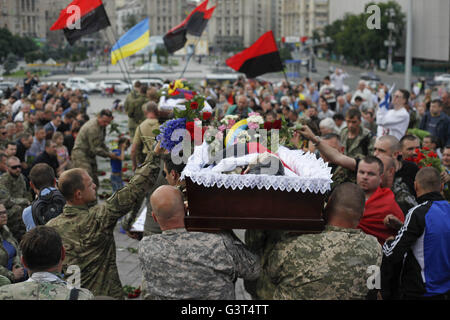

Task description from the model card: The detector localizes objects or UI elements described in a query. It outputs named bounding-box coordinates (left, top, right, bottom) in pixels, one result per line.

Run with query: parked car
left=133, top=78, right=164, bottom=88
left=137, top=63, right=168, bottom=73
left=65, top=77, right=99, bottom=93
left=434, top=74, right=450, bottom=85
left=0, top=81, right=17, bottom=97
left=98, top=80, right=131, bottom=94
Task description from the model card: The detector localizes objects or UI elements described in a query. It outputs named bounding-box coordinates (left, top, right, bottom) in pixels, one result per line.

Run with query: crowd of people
left=0, top=67, right=449, bottom=300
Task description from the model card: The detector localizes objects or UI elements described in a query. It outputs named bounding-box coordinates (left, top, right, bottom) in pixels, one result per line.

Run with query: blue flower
left=157, top=118, right=187, bottom=151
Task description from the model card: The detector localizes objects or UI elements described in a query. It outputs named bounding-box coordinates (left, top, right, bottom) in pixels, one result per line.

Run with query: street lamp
left=385, top=8, right=396, bottom=75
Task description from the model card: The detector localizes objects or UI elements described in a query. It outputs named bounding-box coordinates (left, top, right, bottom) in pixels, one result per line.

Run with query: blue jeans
left=111, top=174, right=124, bottom=192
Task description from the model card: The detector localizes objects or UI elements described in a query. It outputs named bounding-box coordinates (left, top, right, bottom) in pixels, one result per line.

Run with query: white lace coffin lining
left=181, top=143, right=333, bottom=194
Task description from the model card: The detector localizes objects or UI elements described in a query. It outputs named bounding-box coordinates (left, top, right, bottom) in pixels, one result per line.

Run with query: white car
left=98, top=80, right=131, bottom=94
left=137, top=63, right=167, bottom=73
left=434, top=74, right=450, bottom=85
left=65, top=77, right=99, bottom=93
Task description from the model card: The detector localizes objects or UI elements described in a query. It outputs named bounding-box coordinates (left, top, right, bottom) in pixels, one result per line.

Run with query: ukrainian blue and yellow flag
left=111, top=18, right=149, bottom=65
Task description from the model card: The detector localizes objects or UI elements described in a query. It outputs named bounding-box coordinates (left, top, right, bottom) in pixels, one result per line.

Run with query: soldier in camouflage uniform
left=0, top=205, right=24, bottom=285
left=340, top=108, right=375, bottom=159
left=125, top=83, right=148, bottom=139
left=47, top=145, right=164, bottom=299
left=0, top=156, right=31, bottom=241
left=392, top=178, right=418, bottom=215
left=243, top=229, right=290, bottom=300
left=71, top=109, right=120, bottom=191
left=0, top=275, right=10, bottom=287
left=267, top=183, right=382, bottom=300
left=131, top=101, right=161, bottom=170
left=0, top=226, right=94, bottom=300
left=138, top=185, right=260, bottom=300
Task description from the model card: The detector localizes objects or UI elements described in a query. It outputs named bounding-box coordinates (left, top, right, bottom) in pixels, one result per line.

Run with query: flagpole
left=108, top=27, right=134, bottom=87
left=179, top=38, right=200, bottom=79
left=102, top=30, right=130, bottom=88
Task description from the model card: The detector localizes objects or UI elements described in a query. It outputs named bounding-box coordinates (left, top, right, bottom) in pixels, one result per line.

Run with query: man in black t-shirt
left=23, top=72, right=39, bottom=97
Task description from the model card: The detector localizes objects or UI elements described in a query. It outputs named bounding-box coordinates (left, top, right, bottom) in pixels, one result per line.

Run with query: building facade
left=282, top=0, right=329, bottom=39
left=0, top=0, right=46, bottom=39
left=116, top=0, right=145, bottom=35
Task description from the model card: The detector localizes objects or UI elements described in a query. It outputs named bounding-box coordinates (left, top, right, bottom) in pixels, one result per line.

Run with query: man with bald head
left=46, top=144, right=164, bottom=299
left=382, top=167, right=450, bottom=300
left=267, top=183, right=382, bottom=300
left=138, top=185, right=260, bottom=300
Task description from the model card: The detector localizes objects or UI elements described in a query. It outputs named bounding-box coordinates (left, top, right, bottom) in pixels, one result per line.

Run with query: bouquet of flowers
left=154, top=93, right=212, bottom=152
left=162, top=79, right=196, bottom=100
left=405, top=148, right=444, bottom=172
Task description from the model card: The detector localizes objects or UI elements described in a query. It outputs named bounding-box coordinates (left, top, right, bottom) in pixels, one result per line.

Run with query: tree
left=3, top=53, right=18, bottom=75
left=314, top=1, right=405, bottom=66
left=279, top=47, right=293, bottom=62
left=124, top=15, right=138, bottom=31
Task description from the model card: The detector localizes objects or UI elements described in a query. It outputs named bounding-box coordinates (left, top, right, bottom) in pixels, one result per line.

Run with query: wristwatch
left=312, top=136, right=321, bottom=147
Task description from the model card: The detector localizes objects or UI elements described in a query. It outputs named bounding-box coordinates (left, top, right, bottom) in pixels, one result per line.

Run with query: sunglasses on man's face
left=9, top=165, right=21, bottom=170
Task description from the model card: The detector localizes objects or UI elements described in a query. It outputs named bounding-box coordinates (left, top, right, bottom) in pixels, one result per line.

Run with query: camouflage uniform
left=0, top=172, right=31, bottom=241
left=244, top=229, right=290, bottom=300
left=267, top=225, right=382, bottom=300
left=46, top=153, right=162, bottom=299
left=0, top=226, right=22, bottom=283
left=0, top=275, right=10, bottom=287
left=125, top=91, right=147, bottom=139
left=392, top=178, right=418, bottom=216
left=138, top=229, right=260, bottom=300
left=71, top=118, right=111, bottom=189
left=0, top=272, right=94, bottom=300
left=133, top=118, right=160, bottom=166
left=331, top=165, right=357, bottom=189
left=340, top=126, right=375, bottom=159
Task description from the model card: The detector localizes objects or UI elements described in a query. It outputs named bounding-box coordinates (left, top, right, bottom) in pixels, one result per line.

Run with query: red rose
left=186, top=121, right=195, bottom=141
left=190, top=102, right=199, bottom=110
left=264, top=122, right=273, bottom=130
left=202, top=112, right=212, bottom=121
left=415, top=148, right=420, bottom=154
left=423, top=147, right=430, bottom=151
left=122, top=168, right=128, bottom=172
left=428, top=152, right=438, bottom=158
left=192, top=91, right=197, bottom=96
left=273, top=120, right=282, bottom=130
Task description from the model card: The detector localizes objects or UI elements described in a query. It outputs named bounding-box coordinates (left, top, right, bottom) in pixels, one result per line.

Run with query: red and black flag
left=50, top=0, right=111, bottom=45
left=226, top=31, right=284, bottom=79
left=163, top=0, right=216, bottom=54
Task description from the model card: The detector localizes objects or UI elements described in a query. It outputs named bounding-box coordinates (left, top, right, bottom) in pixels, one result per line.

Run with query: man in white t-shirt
left=376, top=89, right=410, bottom=140
left=352, top=81, right=373, bottom=109
left=330, top=69, right=349, bottom=95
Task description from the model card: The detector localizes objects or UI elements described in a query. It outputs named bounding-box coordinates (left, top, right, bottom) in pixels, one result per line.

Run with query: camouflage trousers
left=7, top=204, right=27, bottom=242
left=71, top=150, right=99, bottom=191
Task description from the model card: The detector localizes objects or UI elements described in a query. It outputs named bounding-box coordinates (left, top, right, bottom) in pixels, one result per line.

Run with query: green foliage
left=0, top=28, right=39, bottom=62
left=279, top=47, right=293, bottom=62
left=320, top=1, right=405, bottom=65
left=3, top=53, right=18, bottom=75
left=123, top=15, right=138, bottom=31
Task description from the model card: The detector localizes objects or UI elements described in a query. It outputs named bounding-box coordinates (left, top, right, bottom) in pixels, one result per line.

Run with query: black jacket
left=381, top=192, right=450, bottom=299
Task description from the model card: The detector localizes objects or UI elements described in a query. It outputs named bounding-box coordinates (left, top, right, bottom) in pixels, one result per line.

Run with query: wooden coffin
left=184, top=178, right=326, bottom=233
